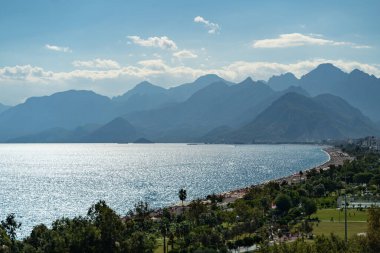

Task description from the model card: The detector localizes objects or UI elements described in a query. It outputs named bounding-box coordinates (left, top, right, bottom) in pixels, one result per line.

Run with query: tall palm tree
left=178, top=188, right=187, bottom=208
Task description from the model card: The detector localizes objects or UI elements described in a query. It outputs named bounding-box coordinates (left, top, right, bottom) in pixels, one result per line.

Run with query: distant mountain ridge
left=83, top=117, right=141, bottom=143
left=267, top=72, right=299, bottom=91
left=0, top=90, right=117, bottom=141
left=210, top=92, right=379, bottom=143
left=267, top=63, right=380, bottom=122
left=1, top=64, right=380, bottom=143
left=124, top=78, right=278, bottom=142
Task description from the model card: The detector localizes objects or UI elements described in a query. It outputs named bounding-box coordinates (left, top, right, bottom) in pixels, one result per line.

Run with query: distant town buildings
left=359, top=136, right=380, bottom=151
left=346, top=136, right=380, bottom=152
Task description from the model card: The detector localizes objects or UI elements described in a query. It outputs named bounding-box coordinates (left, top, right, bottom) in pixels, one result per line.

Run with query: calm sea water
left=0, top=144, right=328, bottom=237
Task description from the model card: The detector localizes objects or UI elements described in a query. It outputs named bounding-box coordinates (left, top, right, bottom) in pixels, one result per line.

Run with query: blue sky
left=0, top=0, right=379, bottom=105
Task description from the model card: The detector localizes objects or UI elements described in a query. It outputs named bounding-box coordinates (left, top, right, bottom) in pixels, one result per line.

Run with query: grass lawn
left=313, top=221, right=367, bottom=238
left=311, top=208, right=368, bottom=222
left=154, top=238, right=175, bottom=253
left=311, top=208, right=368, bottom=238
left=154, top=238, right=165, bottom=253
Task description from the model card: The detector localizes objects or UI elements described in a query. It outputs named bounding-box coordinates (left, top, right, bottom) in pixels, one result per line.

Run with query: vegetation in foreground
left=1, top=144, right=380, bottom=252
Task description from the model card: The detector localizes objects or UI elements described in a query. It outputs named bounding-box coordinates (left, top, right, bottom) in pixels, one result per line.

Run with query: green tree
left=353, top=172, right=374, bottom=184
left=0, top=226, right=11, bottom=251
left=125, top=231, right=156, bottom=253
left=188, top=199, right=207, bottom=225
left=87, top=200, right=123, bottom=253
left=275, top=194, right=292, bottom=214
left=313, top=184, right=326, bottom=197
left=301, top=197, right=317, bottom=217
left=160, top=218, right=169, bottom=253
left=129, top=201, right=152, bottom=230
left=1, top=213, right=21, bottom=244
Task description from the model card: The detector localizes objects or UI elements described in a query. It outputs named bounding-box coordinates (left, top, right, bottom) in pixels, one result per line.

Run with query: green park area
left=311, top=208, right=368, bottom=238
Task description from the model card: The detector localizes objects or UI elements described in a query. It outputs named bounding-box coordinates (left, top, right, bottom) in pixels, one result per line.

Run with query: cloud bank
left=1, top=59, right=379, bottom=105
left=1, top=59, right=379, bottom=84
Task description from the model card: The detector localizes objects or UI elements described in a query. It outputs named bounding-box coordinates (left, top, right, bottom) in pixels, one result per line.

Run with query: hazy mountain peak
left=26, top=90, right=109, bottom=103
left=349, top=68, right=374, bottom=79
left=83, top=117, right=140, bottom=143
left=350, top=68, right=365, bottom=75
left=298, top=63, right=380, bottom=121
left=58, top=89, right=104, bottom=97
left=238, top=77, right=254, bottom=85
left=267, top=72, right=299, bottom=91
left=194, top=74, right=224, bottom=83
left=315, top=63, right=342, bottom=71
left=135, top=80, right=156, bottom=88
left=167, top=74, right=228, bottom=102
left=270, top=72, right=297, bottom=80
left=113, top=80, right=166, bottom=104
left=128, top=81, right=166, bottom=94
left=303, top=63, right=346, bottom=80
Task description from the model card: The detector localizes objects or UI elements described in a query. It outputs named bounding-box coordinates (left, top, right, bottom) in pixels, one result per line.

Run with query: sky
left=1, top=0, right=380, bottom=105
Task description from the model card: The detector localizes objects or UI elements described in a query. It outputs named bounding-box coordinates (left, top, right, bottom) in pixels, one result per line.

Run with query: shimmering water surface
left=0, top=144, right=328, bottom=236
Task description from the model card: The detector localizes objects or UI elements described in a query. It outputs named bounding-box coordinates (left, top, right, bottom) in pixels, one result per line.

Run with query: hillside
left=82, top=117, right=141, bottom=143
left=0, top=90, right=117, bottom=141
left=124, top=78, right=276, bottom=141
left=223, top=92, right=379, bottom=143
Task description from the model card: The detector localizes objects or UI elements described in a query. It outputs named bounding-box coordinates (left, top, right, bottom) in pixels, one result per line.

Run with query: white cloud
left=252, top=33, right=371, bottom=49
left=45, top=44, right=72, bottom=53
left=72, top=59, right=120, bottom=69
left=127, top=35, right=178, bottom=50
left=173, top=50, right=198, bottom=59
left=194, top=16, right=220, bottom=34
left=0, top=65, right=54, bottom=82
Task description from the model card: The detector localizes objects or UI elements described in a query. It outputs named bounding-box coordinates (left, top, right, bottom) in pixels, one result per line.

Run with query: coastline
left=217, top=147, right=353, bottom=203
left=162, top=146, right=354, bottom=215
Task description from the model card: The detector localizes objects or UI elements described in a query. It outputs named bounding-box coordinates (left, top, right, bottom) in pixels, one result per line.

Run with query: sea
left=0, top=143, right=329, bottom=237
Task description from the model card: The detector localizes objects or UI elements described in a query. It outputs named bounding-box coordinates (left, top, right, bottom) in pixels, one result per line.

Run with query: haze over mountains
left=1, top=63, right=379, bottom=143
left=268, top=63, right=380, bottom=122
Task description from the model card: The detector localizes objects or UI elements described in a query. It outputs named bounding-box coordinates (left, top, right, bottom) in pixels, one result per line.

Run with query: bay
left=0, top=143, right=328, bottom=237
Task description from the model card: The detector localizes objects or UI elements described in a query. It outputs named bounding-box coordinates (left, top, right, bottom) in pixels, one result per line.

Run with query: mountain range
left=1, top=63, right=380, bottom=143
left=207, top=93, right=378, bottom=143
left=267, top=63, right=380, bottom=122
